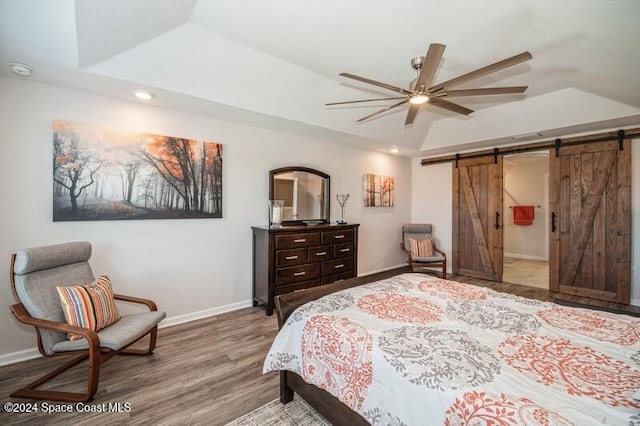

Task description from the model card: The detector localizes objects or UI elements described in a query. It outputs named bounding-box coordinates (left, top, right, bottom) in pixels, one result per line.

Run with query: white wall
left=503, top=154, right=549, bottom=260
left=0, top=77, right=411, bottom=360
left=411, top=160, right=453, bottom=263
left=413, top=138, right=640, bottom=306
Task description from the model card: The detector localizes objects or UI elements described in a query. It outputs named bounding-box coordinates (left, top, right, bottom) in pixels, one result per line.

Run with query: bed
left=263, top=273, right=640, bottom=425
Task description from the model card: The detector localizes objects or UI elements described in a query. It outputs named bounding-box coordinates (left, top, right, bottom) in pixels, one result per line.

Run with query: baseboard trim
left=158, top=300, right=253, bottom=328
left=0, top=348, right=42, bottom=367
left=504, top=253, right=548, bottom=262
left=0, top=299, right=254, bottom=367
left=359, top=264, right=453, bottom=276
left=359, top=264, right=407, bottom=276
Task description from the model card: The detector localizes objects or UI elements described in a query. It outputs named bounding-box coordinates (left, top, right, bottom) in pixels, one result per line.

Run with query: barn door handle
left=551, top=212, right=557, bottom=233
left=494, top=212, right=500, bottom=229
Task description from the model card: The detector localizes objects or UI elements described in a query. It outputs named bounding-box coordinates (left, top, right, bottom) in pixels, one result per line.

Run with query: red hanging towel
left=513, top=205, right=535, bottom=226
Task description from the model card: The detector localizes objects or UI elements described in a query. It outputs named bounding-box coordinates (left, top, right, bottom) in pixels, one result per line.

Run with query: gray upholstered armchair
left=400, top=224, right=447, bottom=278
left=8, top=241, right=166, bottom=402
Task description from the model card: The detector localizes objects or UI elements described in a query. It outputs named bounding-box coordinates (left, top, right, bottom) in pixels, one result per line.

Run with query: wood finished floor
left=2, top=267, right=639, bottom=425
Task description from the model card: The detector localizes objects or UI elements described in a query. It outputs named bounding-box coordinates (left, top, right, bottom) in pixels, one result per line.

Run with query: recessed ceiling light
left=390, top=148, right=400, bottom=154
left=133, top=90, right=155, bottom=101
left=10, top=62, right=32, bottom=77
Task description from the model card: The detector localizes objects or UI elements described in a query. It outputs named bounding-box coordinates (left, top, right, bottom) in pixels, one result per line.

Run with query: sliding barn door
left=452, top=156, right=503, bottom=281
left=549, top=139, right=631, bottom=303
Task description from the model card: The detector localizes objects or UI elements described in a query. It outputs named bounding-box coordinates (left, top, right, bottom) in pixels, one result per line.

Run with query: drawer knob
left=293, top=238, right=306, bottom=243
left=340, top=248, right=350, bottom=253
left=334, top=264, right=345, bottom=269
left=315, top=251, right=327, bottom=256
left=293, top=271, right=306, bottom=276
left=334, top=235, right=345, bottom=239
left=285, top=255, right=299, bottom=260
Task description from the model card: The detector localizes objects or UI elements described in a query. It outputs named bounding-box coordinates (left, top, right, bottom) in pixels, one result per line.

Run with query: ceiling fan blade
left=340, top=73, right=413, bottom=95
left=325, top=96, right=406, bottom=106
left=414, top=43, right=446, bottom=92
left=429, top=98, right=474, bottom=116
left=404, top=104, right=421, bottom=125
left=356, top=99, right=408, bottom=122
left=429, top=51, right=532, bottom=92
left=444, top=86, right=528, bottom=97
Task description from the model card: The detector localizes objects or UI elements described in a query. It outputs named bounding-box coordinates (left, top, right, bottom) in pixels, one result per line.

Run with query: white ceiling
left=1, top=0, right=640, bottom=157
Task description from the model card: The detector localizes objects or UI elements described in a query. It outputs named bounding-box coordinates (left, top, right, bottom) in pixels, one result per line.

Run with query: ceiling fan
left=327, top=44, right=532, bottom=125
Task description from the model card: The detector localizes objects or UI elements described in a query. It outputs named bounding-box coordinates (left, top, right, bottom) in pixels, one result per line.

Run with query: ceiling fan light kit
left=409, top=94, right=429, bottom=105
left=328, top=44, right=532, bottom=125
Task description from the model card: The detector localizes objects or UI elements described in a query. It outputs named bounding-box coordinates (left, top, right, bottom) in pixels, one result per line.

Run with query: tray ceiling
left=1, top=0, right=639, bottom=156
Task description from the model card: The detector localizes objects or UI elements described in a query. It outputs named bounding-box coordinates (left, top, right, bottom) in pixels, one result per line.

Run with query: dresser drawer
left=275, top=233, right=320, bottom=249
left=275, top=280, right=321, bottom=296
left=307, top=245, right=332, bottom=262
left=321, top=271, right=355, bottom=285
left=334, top=242, right=353, bottom=259
left=276, top=263, right=320, bottom=286
left=321, top=257, right=353, bottom=276
left=252, top=224, right=358, bottom=316
left=276, top=248, right=307, bottom=267
left=321, top=229, right=353, bottom=244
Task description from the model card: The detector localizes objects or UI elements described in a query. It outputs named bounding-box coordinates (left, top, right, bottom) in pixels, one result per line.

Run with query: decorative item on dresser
left=252, top=224, right=359, bottom=316
left=335, top=194, right=349, bottom=224
left=268, top=199, right=285, bottom=228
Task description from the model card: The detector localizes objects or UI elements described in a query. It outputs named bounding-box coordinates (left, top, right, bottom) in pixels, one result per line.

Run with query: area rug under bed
left=225, top=396, right=329, bottom=426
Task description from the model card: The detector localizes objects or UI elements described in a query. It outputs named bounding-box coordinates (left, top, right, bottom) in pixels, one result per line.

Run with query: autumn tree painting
left=53, top=120, right=223, bottom=221
left=363, top=173, right=395, bottom=207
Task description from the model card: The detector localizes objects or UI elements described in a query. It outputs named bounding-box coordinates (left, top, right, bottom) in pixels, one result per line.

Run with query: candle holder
left=268, top=200, right=284, bottom=228
left=336, top=194, right=349, bottom=224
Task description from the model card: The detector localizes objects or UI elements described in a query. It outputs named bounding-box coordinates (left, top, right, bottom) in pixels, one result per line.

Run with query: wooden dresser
left=252, top=224, right=359, bottom=315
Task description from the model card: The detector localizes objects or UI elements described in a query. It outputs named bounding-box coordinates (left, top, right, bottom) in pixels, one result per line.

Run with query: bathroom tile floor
left=503, top=258, right=549, bottom=289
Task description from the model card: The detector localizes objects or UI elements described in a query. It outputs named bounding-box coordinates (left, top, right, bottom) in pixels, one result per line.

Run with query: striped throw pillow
left=408, top=237, right=434, bottom=258
left=57, top=275, right=120, bottom=341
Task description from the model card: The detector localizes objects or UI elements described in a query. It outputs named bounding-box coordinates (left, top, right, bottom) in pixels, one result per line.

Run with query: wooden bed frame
left=274, top=274, right=396, bottom=425
left=273, top=270, right=640, bottom=425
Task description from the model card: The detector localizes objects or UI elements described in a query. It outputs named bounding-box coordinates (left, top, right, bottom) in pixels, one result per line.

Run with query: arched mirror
left=269, top=167, right=330, bottom=225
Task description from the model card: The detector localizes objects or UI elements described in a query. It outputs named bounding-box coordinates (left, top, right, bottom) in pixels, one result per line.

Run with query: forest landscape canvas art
left=53, top=120, right=223, bottom=221
left=363, top=173, right=395, bottom=207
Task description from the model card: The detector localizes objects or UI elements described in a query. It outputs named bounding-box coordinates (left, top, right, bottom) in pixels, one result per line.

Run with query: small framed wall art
left=363, top=173, right=395, bottom=207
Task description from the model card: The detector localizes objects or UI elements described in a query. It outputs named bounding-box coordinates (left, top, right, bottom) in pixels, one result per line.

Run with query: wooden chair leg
left=120, top=327, right=158, bottom=356
left=10, top=352, right=99, bottom=402
left=11, top=327, right=160, bottom=402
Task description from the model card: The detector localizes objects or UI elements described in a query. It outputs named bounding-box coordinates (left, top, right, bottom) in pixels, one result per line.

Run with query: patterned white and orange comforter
left=263, top=273, right=640, bottom=425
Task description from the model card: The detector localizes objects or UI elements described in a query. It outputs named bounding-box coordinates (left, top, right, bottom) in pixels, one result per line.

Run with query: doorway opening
left=502, top=151, right=549, bottom=289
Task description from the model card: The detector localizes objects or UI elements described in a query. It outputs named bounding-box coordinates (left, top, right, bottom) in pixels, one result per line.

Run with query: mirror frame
left=269, top=166, right=330, bottom=225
